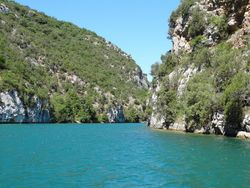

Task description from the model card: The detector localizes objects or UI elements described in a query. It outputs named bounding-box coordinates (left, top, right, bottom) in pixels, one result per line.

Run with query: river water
left=0, top=124, right=250, bottom=187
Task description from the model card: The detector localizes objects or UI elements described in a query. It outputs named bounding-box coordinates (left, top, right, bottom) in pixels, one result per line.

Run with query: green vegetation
left=157, top=83, right=177, bottom=127
left=183, top=72, right=215, bottom=131
left=152, top=40, right=249, bottom=132
left=125, top=107, right=140, bottom=123
left=169, top=0, right=198, bottom=36
left=0, top=0, right=148, bottom=122
left=150, top=0, right=250, bottom=133
left=187, top=8, right=206, bottom=38
left=221, top=72, right=249, bottom=135
left=208, top=15, right=228, bottom=39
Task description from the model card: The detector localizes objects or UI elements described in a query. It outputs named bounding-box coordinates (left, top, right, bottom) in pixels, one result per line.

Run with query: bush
left=188, top=8, right=206, bottom=38
left=212, top=42, right=239, bottom=91
left=125, top=107, right=140, bottom=123
left=0, top=56, right=6, bottom=69
left=150, top=62, right=160, bottom=77
left=51, top=92, right=97, bottom=123
left=169, top=0, right=196, bottom=27
left=189, top=35, right=206, bottom=49
left=192, top=48, right=211, bottom=68
left=158, top=53, right=178, bottom=77
left=208, top=15, right=228, bottom=39
left=221, top=72, right=249, bottom=135
left=184, top=72, right=215, bottom=131
left=156, top=81, right=177, bottom=127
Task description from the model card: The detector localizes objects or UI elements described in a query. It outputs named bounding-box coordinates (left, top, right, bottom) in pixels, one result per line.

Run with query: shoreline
left=150, top=127, right=250, bottom=140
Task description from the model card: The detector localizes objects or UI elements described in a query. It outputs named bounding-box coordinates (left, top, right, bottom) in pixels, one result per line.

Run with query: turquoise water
left=0, top=124, right=250, bottom=188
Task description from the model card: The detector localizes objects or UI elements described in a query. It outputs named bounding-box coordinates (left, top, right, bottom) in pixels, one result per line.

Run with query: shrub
left=208, top=15, right=228, bottom=39
left=157, top=53, right=178, bottom=77
left=0, top=55, right=6, bottom=69
left=221, top=72, right=249, bottom=135
left=188, top=8, right=206, bottom=38
left=192, top=47, right=211, bottom=68
left=150, top=62, right=160, bottom=77
left=169, top=0, right=196, bottom=27
left=156, top=81, right=177, bottom=127
left=125, top=107, right=140, bottom=123
left=189, top=35, right=206, bottom=49
left=184, top=72, right=215, bottom=130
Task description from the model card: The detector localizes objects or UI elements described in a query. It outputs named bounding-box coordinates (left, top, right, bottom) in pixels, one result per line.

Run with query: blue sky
left=15, top=0, right=180, bottom=80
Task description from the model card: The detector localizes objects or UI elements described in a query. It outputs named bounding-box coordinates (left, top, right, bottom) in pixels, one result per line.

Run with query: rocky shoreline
left=149, top=113, right=250, bottom=139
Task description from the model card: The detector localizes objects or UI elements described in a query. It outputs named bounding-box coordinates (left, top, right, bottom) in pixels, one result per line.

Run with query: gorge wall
left=0, top=1, right=149, bottom=123
left=149, top=0, right=250, bottom=137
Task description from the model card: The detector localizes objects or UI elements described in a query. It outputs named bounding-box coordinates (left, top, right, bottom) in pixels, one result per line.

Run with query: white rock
left=237, top=131, right=250, bottom=139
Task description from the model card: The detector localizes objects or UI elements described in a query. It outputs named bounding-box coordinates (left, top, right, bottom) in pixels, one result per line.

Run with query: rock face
left=177, top=67, right=199, bottom=96
left=132, top=67, right=149, bottom=89
left=0, top=90, right=50, bottom=123
left=237, top=131, right=250, bottom=139
left=243, top=114, right=250, bottom=132
left=211, top=112, right=225, bottom=135
left=149, top=0, right=250, bottom=138
left=0, top=3, right=9, bottom=14
left=171, top=0, right=250, bottom=53
left=107, top=105, right=125, bottom=123
left=149, top=80, right=165, bottom=129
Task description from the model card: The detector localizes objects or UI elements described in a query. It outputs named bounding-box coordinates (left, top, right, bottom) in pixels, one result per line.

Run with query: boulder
left=237, top=131, right=250, bottom=139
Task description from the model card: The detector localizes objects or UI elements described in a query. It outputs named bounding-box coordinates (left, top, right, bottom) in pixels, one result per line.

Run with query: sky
left=15, top=0, right=180, bottom=80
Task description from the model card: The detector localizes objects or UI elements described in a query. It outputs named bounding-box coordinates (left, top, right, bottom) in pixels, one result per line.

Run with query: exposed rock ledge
left=107, top=105, right=125, bottom=123
left=0, top=90, right=50, bottom=123
left=149, top=113, right=250, bottom=138
left=237, top=131, right=250, bottom=139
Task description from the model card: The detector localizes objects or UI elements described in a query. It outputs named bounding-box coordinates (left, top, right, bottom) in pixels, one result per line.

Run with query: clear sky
left=15, top=0, right=180, bottom=80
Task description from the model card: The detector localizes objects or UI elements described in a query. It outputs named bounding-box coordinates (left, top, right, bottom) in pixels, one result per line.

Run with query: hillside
left=0, top=0, right=149, bottom=123
left=149, top=0, right=250, bottom=137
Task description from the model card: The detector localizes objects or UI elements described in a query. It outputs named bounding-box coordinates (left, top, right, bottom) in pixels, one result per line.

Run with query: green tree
left=125, top=107, right=140, bottom=123
left=184, top=72, right=215, bottom=131
left=156, top=79, right=177, bottom=127
left=221, top=72, right=249, bottom=136
left=188, top=8, right=206, bottom=38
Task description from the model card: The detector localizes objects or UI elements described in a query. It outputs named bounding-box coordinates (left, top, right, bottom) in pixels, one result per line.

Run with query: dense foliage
left=151, top=0, right=250, bottom=132
left=0, top=0, right=148, bottom=122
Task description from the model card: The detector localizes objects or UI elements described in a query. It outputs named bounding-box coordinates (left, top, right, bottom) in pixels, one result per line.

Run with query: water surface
left=0, top=124, right=250, bottom=187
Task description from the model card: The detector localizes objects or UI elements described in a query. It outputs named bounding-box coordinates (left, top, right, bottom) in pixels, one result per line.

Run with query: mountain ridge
left=0, top=0, right=149, bottom=123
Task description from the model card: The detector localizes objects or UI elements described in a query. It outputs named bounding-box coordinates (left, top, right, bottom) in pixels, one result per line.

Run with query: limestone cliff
left=0, top=90, right=50, bottom=123
left=0, top=1, right=149, bottom=123
left=150, top=0, right=250, bottom=137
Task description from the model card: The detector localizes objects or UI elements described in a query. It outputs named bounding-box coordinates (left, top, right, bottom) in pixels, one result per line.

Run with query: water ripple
left=0, top=124, right=250, bottom=187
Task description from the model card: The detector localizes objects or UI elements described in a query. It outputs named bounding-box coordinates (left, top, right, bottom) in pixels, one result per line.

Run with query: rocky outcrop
left=107, top=105, right=125, bottom=123
left=171, top=0, right=250, bottom=53
left=237, top=131, right=250, bottom=139
left=0, top=90, right=50, bottom=123
left=150, top=0, right=250, bottom=138
left=149, top=80, right=165, bottom=128
left=131, top=67, right=149, bottom=89
left=243, top=114, right=250, bottom=132
left=169, top=122, right=186, bottom=131
left=149, top=66, right=199, bottom=128
left=0, top=3, right=9, bottom=14
left=211, top=112, right=225, bottom=135
left=177, top=66, right=199, bottom=96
